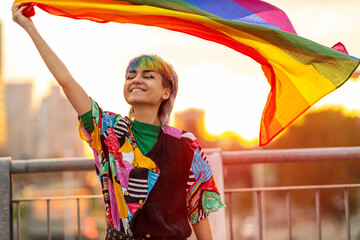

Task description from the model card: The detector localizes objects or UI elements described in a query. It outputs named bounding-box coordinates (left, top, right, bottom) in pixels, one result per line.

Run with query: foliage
left=265, top=107, right=360, bottom=214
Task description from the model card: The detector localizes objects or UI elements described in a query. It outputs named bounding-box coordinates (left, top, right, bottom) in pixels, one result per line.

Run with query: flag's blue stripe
left=184, top=0, right=253, bottom=20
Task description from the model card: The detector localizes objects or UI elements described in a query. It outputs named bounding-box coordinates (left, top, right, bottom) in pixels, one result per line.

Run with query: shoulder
left=162, top=125, right=200, bottom=149
left=162, top=125, right=196, bottom=140
left=90, top=99, right=128, bottom=131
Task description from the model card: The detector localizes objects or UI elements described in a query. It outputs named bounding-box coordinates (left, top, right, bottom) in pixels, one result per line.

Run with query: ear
left=162, top=88, right=170, bottom=100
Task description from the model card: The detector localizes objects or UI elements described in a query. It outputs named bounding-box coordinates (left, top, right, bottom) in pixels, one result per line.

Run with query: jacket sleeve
left=185, top=139, right=225, bottom=224
left=78, top=98, right=104, bottom=153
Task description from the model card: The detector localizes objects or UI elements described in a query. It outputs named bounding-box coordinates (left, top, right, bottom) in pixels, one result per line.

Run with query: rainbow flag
left=14, top=0, right=360, bottom=146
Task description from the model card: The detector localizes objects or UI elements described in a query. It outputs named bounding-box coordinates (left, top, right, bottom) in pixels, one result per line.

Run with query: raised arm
left=12, top=3, right=92, bottom=116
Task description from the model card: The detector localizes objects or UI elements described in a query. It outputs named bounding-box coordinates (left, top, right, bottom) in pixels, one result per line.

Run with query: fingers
left=12, top=3, right=27, bottom=16
left=11, top=3, right=22, bottom=12
left=12, top=4, right=28, bottom=21
left=11, top=3, right=20, bottom=15
left=18, top=5, right=28, bottom=14
left=11, top=4, right=35, bottom=31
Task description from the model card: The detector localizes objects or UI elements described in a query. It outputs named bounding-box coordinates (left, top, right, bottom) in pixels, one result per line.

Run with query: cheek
left=123, top=82, right=129, bottom=99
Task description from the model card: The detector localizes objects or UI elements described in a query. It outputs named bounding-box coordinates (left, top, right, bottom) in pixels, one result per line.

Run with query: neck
left=133, top=105, right=161, bottom=125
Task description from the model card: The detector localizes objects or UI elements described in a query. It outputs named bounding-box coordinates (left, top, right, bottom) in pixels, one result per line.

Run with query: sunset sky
left=1, top=0, right=359, bottom=141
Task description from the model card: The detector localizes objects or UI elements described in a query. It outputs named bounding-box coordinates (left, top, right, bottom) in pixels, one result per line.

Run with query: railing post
left=257, top=191, right=263, bottom=240
left=227, top=192, right=233, bottom=240
left=315, top=189, right=322, bottom=240
left=77, top=198, right=81, bottom=240
left=286, top=190, right=292, bottom=240
left=47, top=199, right=51, bottom=240
left=344, top=188, right=351, bottom=240
left=0, top=157, right=12, bottom=240
left=16, top=202, right=20, bottom=240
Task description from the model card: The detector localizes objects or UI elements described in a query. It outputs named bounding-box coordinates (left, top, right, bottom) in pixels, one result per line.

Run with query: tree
left=265, top=107, right=360, bottom=213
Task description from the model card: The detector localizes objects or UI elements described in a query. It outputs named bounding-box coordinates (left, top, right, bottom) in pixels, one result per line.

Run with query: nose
left=132, top=76, right=144, bottom=85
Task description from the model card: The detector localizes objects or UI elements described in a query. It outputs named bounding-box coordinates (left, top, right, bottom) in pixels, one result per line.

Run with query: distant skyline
left=6, top=82, right=84, bottom=159
left=1, top=1, right=359, bottom=141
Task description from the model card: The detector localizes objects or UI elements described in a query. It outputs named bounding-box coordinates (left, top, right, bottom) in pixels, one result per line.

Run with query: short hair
left=126, top=54, right=178, bottom=124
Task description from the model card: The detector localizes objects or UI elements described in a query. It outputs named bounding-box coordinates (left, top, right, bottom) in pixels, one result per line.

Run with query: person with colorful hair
left=12, top=3, right=225, bottom=240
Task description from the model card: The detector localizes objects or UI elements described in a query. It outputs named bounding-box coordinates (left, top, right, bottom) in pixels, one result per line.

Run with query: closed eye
left=126, top=73, right=136, bottom=80
left=126, top=69, right=155, bottom=79
left=143, top=75, right=154, bottom=79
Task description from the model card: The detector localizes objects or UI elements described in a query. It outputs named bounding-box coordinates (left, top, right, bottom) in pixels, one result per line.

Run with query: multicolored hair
left=126, top=54, right=178, bottom=124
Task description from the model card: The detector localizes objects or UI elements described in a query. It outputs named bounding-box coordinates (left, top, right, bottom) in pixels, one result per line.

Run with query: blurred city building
left=6, top=83, right=33, bottom=159
left=32, top=85, right=84, bottom=158
left=0, top=22, right=7, bottom=152
left=6, top=82, right=84, bottom=159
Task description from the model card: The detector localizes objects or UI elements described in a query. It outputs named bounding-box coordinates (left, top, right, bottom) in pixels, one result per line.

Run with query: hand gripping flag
left=14, top=0, right=360, bottom=146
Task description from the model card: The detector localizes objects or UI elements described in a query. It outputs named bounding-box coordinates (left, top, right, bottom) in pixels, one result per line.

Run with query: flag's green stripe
left=200, top=16, right=359, bottom=86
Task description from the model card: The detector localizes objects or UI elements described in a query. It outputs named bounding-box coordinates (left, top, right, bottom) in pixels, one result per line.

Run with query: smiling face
left=125, top=54, right=178, bottom=124
left=124, top=66, right=170, bottom=109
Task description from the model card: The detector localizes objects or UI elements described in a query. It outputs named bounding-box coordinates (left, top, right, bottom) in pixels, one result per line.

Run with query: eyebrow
left=128, top=69, right=154, bottom=74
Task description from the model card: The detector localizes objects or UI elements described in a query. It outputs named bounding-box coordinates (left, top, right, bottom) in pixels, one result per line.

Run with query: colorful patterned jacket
left=79, top=99, right=225, bottom=239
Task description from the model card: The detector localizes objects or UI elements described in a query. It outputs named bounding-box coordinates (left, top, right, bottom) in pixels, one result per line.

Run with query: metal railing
left=2, top=146, right=360, bottom=240
left=222, top=147, right=360, bottom=240
left=11, top=195, right=102, bottom=240
left=225, top=184, right=360, bottom=240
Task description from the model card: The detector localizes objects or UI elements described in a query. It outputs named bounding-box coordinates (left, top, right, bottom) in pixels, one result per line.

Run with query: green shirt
left=132, top=119, right=161, bottom=155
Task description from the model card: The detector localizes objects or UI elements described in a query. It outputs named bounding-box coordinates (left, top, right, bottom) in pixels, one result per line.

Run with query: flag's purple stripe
left=236, top=0, right=297, bottom=34
left=233, top=14, right=281, bottom=30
